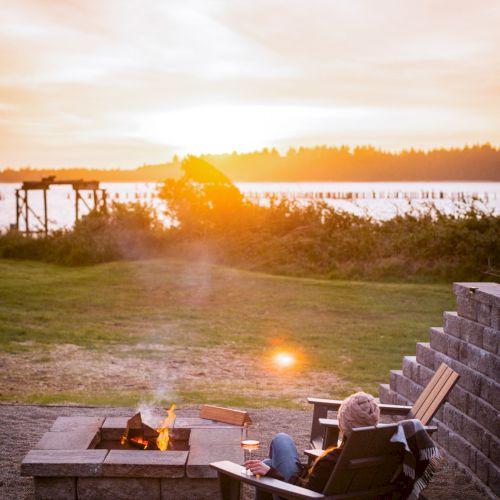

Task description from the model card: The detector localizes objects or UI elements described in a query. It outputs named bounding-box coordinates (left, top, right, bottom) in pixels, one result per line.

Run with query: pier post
left=43, top=188, right=48, bottom=235
left=24, top=189, right=29, bottom=234
left=15, top=189, right=20, bottom=230
left=75, top=189, right=79, bottom=221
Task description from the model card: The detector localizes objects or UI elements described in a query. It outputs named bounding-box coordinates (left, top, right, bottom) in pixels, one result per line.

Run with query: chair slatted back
left=410, top=363, right=460, bottom=424
left=323, top=424, right=402, bottom=497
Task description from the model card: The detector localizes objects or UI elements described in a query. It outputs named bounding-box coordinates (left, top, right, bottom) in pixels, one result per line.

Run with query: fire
left=122, top=436, right=150, bottom=449
left=156, top=404, right=177, bottom=451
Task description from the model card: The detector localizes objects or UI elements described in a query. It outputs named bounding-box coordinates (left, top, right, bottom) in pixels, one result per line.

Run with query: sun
left=273, top=352, right=296, bottom=369
left=133, top=104, right=304, bottom=155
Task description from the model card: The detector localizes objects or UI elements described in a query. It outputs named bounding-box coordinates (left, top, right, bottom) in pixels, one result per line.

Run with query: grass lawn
left=0, top=258, right=455, bottom=408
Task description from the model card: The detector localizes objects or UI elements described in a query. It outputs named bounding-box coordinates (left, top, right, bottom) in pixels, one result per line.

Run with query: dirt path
left=0, top=343, right=346, bottom=404
left=0, top=404, right=486, bottom=500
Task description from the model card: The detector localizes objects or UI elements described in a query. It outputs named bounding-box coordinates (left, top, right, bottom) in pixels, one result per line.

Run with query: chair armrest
left=319, top=418, right=339, bottom=428
left=308, top=398, right=412, bottom=416
left=304, top=449, right=324, bottom=460
left=378, top=403, right=413, bottom=416
left=319, top=419, right=436, bottom=434
left=210, top=461, right=325, bottom=499
left=308, top=398, right=343, bottom=411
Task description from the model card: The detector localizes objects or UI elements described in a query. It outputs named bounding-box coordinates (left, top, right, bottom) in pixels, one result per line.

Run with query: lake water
left=1, top=181, right=499, bottom=232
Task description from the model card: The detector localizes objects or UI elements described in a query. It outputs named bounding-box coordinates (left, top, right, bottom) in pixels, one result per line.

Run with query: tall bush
left=0, top=202, right=164, bottom=265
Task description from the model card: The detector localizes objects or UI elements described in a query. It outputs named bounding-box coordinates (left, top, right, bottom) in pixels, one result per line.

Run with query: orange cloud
left=1, top=0, right=499, bottom=168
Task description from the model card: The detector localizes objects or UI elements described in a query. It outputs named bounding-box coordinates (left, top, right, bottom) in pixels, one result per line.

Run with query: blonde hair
left=338, top=392, right=380, bottom=437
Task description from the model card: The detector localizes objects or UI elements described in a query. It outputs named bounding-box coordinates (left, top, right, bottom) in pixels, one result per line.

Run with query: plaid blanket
left=390, top=419, right=441, bottom=500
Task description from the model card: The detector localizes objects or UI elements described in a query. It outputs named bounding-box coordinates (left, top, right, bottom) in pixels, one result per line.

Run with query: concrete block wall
left=379, top=282, right=500, bottom=499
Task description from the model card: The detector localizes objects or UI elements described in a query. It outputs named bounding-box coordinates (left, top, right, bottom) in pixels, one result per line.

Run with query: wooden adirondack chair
left=308, top=362, right=459, bottom=454
left=211, top=423, right=406, bottom=500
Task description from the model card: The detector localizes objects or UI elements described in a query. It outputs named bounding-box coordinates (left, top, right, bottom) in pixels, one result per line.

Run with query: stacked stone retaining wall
left=379, top=282, right=499, bottom=499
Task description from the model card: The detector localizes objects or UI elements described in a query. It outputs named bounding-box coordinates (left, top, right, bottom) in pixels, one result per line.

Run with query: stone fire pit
left=21, top=415, right=243, bottom=499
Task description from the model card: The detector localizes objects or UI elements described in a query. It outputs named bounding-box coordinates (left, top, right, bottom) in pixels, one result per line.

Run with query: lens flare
left=273, top=352, right=295, bottom=369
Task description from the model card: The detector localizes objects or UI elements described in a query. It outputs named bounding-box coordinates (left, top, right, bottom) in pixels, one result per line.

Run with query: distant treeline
left=0, top=162, right=182, bottom=183
left=1, top=144, right=499, bottom=182
left=204, top=144, right=500, bottom=181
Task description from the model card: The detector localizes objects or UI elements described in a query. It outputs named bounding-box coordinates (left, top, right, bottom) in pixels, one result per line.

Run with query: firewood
left=123, top=412, right=142, bottom=441
left=199, top=405, right=252, bottom=426
left=121, top=413, right=159, bottom=450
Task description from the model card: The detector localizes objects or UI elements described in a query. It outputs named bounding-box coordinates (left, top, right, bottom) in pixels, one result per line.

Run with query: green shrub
left=0, top=202, right=164, bottom=265
left=157, top=185, right=499, bottom=282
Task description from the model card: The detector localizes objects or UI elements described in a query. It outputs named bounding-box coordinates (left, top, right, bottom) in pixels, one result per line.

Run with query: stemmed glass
left=240, top=423, right=261, bottom=475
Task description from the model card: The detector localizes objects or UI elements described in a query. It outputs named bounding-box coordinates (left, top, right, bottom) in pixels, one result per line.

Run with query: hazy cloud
left=0, top=0, right=499, bottom=167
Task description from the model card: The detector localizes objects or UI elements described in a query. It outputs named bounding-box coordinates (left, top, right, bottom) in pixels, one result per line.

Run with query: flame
left=131, top=436, right=150, bottom=449
left=120, top=432, right=150, bottom=449
left=156, top=404, right=176, bottom=451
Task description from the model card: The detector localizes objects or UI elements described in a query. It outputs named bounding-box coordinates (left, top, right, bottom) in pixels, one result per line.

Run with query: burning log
left=120, top=412, right=159, bottom=450
left=120, top=405, right=177, bottom=451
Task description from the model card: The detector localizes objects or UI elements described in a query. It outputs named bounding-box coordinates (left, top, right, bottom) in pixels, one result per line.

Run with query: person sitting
left=244, top=392, right=380, bottom=499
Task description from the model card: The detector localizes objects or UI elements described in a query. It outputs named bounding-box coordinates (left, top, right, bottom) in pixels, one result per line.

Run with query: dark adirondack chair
left=211, top=423, right=407, bottom=500
left=308, top=362, right=459, bottom=454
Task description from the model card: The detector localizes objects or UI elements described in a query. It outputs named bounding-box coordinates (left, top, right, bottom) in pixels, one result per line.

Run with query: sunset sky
left=1, top=0, right=499, bottom=168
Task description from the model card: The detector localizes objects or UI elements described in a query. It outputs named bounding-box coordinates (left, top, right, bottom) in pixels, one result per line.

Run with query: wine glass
left=240, top=424, right=261, bottom=475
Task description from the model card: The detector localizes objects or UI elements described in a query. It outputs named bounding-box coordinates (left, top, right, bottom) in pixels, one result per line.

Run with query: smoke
left=153, top=383, right=177, bottom=404
left=136, top=383, right=178, bottom=428
left=136, top=403, right=161, bottom=428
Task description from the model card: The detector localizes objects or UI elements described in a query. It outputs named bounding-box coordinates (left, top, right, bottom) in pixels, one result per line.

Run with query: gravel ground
left=0, top=404, right=487, bottom=500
